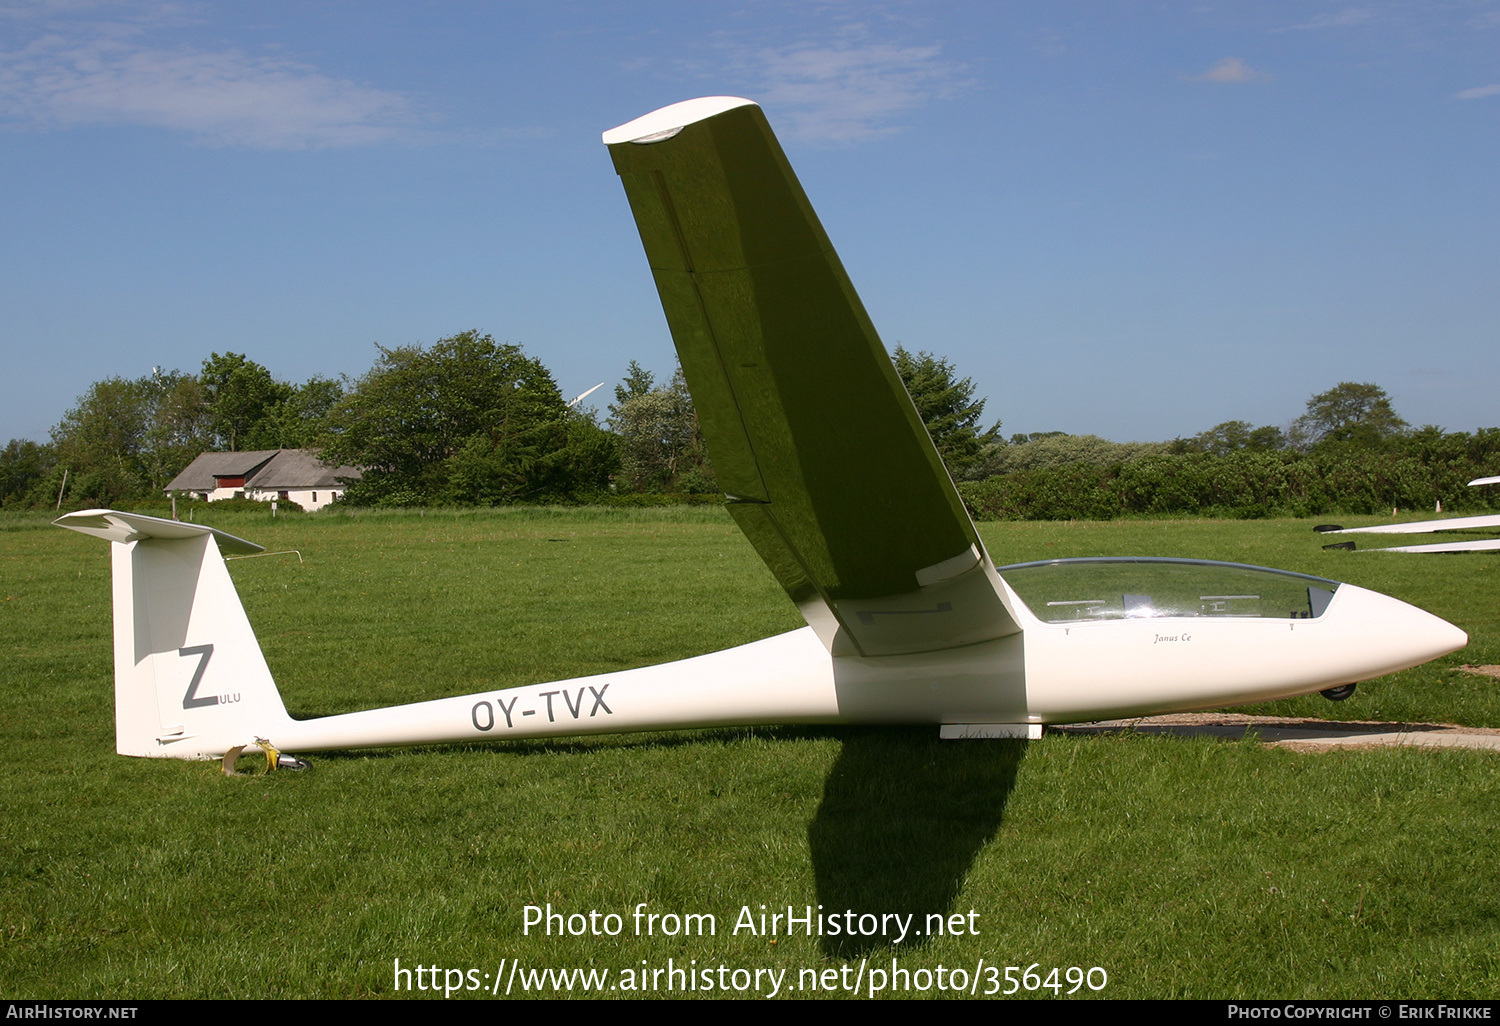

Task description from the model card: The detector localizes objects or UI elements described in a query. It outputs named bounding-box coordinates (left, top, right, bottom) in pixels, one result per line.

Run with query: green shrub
left=961, top=446, right=1500, bottom=521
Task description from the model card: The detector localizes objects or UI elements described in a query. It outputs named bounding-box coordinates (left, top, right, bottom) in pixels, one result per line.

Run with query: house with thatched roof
left=165, top=450, right=361, bottom=512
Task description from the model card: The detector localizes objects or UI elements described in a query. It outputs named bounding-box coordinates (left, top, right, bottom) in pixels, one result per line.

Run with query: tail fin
left=55, top=510, right=291, bottom=759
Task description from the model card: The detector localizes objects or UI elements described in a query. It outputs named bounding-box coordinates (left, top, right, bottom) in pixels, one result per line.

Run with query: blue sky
left=2, top=1, right=1496, bottom=444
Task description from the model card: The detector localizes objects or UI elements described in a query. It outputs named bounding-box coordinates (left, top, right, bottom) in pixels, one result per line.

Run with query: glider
left=1316, top=476, right=1500, bottom=553
left=56, top=97, right=1467, bottom=765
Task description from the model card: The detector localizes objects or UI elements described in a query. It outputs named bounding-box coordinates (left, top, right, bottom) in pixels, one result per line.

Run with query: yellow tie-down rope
left=221, top=737, right=309, bottom=776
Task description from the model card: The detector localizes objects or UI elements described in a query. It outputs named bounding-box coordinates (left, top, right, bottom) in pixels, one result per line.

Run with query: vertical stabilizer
left=55, top=510, right=291, bottom=759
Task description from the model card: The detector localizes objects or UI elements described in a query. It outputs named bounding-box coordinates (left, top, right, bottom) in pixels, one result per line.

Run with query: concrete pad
left=1054, top=714, right=1500, bottom=753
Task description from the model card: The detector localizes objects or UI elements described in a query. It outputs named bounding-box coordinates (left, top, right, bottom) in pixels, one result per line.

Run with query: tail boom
left=55, top=509, right=1035, bottom=759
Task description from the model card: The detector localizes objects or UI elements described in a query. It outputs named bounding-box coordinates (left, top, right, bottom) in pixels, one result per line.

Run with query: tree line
left=3, top=353, right=344, bottom=510
left=960, top=382, right=1500, bottom=519
left=4, top=331, right=1496, bottom=518
left=0, top=332, right=994, bottom=510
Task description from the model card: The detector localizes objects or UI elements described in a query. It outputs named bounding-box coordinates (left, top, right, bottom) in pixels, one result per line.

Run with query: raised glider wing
left=1315, top=476, right=1500, bottom=553
left=55, top=97, right=1468, bottom=765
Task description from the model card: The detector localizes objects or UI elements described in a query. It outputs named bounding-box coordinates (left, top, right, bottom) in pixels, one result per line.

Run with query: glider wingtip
left=602, top=96, right=758, bottom=146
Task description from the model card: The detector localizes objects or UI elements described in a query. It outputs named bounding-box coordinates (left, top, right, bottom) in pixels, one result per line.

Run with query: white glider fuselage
left=60, top=510, right=1465, bottom=761
left=263, top=565, right=1464, bottom=754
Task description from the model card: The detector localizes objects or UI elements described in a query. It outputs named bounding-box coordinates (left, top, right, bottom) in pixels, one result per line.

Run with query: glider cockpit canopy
left=999, top=557, right=1341, bottom=623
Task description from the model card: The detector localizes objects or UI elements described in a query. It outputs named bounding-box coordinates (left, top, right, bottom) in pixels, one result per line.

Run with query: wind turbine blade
left=568, top=382, right=605, bottom=408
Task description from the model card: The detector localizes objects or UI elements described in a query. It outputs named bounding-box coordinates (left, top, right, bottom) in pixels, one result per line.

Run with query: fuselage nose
left=1323, top=583, right=1468, bottom=678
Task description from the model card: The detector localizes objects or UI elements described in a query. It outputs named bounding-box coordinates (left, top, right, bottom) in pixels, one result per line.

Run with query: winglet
left=603, top=97, right=757, bottom=145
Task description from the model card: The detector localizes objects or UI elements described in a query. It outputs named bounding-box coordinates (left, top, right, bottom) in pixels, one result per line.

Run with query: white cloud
left=1283, top=7, right=1373, bottom=30
left=0, top=19, right=420, bottom=148
left=739, top=40, right=964, bottom=142
left=1193, top=57, right=1270, bottom=84
left=1454, top=84, right=1500, bottom=100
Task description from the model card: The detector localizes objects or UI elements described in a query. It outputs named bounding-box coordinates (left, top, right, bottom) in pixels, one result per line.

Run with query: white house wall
left=247, top=488, right=343, bottom=512
left=190, top=486, right=342, bottom=510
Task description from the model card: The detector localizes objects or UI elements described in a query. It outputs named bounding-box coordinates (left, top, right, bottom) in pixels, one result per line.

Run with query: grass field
left=2, top=507, right=1497, bottom=999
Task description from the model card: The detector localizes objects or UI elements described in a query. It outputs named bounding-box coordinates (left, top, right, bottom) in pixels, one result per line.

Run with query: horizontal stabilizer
left=55, top=509, right=264, bottom=555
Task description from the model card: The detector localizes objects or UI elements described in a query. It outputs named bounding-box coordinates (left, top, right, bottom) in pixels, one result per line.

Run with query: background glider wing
left=1321, top=514, right=1500, bottom=536
left=1362, top=539, right=1500, bottom=554
left=605, top=97, right=1019, bottom=656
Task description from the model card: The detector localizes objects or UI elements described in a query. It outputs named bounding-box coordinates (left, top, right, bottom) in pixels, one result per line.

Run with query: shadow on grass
left=808, top=727, right=1026, bottom=958
left=281, top=723, right=840, bottom=762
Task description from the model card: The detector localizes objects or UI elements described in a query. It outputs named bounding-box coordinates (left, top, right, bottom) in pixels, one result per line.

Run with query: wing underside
left=605, top=98, right=1020, bottom=656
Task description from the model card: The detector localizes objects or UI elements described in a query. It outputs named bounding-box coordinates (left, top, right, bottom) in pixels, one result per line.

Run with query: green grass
left=1, top=507, right=1497, bottom=998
